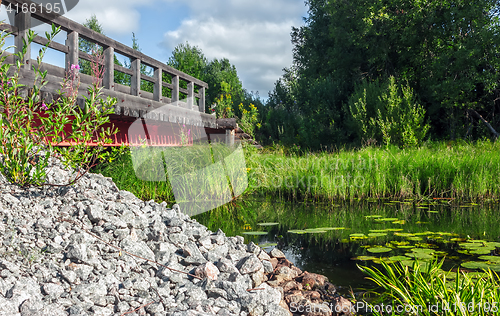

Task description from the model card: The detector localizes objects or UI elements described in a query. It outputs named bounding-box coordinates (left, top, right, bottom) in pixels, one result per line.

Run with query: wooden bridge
left=0, top=0, right=234, bottom=146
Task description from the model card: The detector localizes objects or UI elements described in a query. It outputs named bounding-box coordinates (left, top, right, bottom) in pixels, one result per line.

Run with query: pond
left=193, top=197, right=500, bottom=297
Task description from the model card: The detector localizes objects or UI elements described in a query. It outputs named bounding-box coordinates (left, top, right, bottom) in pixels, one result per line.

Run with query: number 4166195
left=3, top=2, right=61, bottom=14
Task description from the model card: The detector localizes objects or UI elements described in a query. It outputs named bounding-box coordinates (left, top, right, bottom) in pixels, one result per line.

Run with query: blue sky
left=1, top=0, right=308, bottom=99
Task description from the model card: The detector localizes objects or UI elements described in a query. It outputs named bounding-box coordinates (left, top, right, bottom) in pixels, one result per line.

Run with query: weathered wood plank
left=199, top=87, right=205, bottom=113
left=65, top=31, right=78, bottom=70
left=0, top=23, right=18, bottom=35
left=187, top=81, right=194, bottom=109
left=172, top=75, right=179, bottom=102
left=103, top=46, right=114, bottom=90
left=114, top=64, right=133, bottom=76
left=33, top=35, right=69, bottom=54
left=153, top=67, right=162, bottom=102
left=130, top=58, right=140, bottom=96
left=78, top=50, right=104, bottom=64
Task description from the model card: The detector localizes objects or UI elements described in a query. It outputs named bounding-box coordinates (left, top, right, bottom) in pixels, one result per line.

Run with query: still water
left=193, top=197, right=500, bottom=295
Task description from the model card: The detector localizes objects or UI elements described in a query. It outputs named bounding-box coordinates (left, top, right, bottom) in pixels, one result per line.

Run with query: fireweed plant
left=0, top=23, right=121, bottom=187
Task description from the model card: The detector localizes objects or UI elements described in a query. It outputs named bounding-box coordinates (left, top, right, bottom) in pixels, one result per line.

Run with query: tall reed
left=359, top=260, right=500, bottom=316
left=244, top=140, right=500, bottom=201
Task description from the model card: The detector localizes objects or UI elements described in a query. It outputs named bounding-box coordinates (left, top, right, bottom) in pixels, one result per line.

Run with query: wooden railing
left=0, top=0, right=213, bottom=126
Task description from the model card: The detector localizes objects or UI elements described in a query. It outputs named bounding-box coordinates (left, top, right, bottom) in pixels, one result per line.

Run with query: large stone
left=66, top=243, right=88, bottom=262
left=237, top=254, right=263, bottom=275
left=299, top=272, right=328, bottom=290
left=85, top=203, right=106, bottom=223
left=119, top=237, right=155, bottom=261
left=270, top=248, right=286, bottom=259
left=42, top=283, right=65, bottom=297
left=194, top=262, right=219, bottom=281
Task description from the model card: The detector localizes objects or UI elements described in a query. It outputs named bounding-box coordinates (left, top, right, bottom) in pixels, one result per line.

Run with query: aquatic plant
left=359, top=260, right=500, bottom=316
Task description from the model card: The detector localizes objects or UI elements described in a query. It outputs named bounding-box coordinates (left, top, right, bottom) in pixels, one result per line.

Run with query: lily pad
left=411, top=248, right=435, bottom=254
left=368, top=233, right=388, bottom=237
left=258, top=243, right=278, bottom=248
left=367, top=247, right=393, bottom=254
left=353, top=256, right=377, bottom=261
left=394, top=232, right=414, bottom=237
left=375, top=218, right=400, bottom=222
left=407, top=237, right=424, bottom=241
left=365, top=215, right=383, bottom=218
left=305, top=230, right=327, bottom=234
left=397, top=245, right=414, bottom=249
left=242, top=231, right=269, bottom=236
left=461, top=261, right=491, bottom=270
left=257, top=222, right=279, bottom=226
left=314, top=227, right=346, bottom=230
left=469, top=248, right=494, bottom=255
left=288, top=230, right=306, bottom=234
left=478, top=256, right=500, bottom=263
left=405, top=252, right=434, bottom=260
left=369, top=229, right=392, bottom=233
left=459, top=243, right=484, bottom=249
left=392, top=220, right=406, bottom=225
left=389, top=256, right=410, bottom=261
left=350, top=233, right=366, bottom=238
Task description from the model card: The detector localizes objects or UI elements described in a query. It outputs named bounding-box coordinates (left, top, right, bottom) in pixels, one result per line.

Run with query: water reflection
left=193, top=197, right=500, bottom=294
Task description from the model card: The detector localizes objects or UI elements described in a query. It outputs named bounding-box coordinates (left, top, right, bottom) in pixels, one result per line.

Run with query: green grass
left=359, top=260, right=500, bottom=316
left=92, top=140, right=500, bottom=202
left=244, top=140, right=500, bottom=201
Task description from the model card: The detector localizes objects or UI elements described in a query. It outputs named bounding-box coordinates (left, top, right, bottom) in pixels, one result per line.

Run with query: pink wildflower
left=70, top=64, right=80, bottom=71
left=188, top=129, right=191, bottom=136
left=41, top=103, right=48, bottom=110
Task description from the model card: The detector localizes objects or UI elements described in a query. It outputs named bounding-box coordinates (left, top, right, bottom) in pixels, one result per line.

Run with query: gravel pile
left=0, top=159, right=353, bottom=316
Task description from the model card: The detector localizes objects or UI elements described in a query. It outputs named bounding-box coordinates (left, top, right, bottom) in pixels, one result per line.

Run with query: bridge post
left=172, top=75, right=179, bottom=103
left=187, top=82, right=194, bottom=110
left=131, top=58, right=141, bottom=96
left=65, top=31, right=79, bottom=71
left=14, top=11, right=31, bottom=69
left=199, top=87, right=205, bottom=113
left=103, top=46, right=114, bottom=90
left=153, top=67, right=162, bottom=102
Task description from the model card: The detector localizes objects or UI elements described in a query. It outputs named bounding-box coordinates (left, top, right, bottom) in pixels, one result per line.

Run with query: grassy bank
left=245, top=140, right=500, bottom=201
left=92, top=140, right=500, bottom=202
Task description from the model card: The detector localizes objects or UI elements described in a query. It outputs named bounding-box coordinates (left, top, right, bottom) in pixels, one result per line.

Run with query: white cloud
left=161, top=0, right=307, bottom=97
left=63, top=0, right=154, bottom=34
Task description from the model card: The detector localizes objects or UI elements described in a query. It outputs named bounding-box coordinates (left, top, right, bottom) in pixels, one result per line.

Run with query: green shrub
left=347, top=76, right=429, bottom=147
left=0, top=24, right=120, bottom=187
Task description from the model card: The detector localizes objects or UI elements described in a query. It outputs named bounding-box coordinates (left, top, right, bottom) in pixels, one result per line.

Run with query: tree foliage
left=262, top=0, right=500, bottom=149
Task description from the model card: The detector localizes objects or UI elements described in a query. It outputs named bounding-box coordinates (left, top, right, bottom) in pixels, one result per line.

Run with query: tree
left=204, top=58, right=244, bottom=114
left=264, top=0, right=500, bottom=148
left=166, top=42, right=245, bottom=115
left=79, top=15, right=129, bottom=85
left=167, top=42, right=207, bottom=81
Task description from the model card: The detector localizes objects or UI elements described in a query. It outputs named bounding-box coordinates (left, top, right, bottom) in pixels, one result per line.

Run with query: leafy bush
left=0, top=24, right=120, bottom=187
left=238, top=103, right=260, bottom=138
